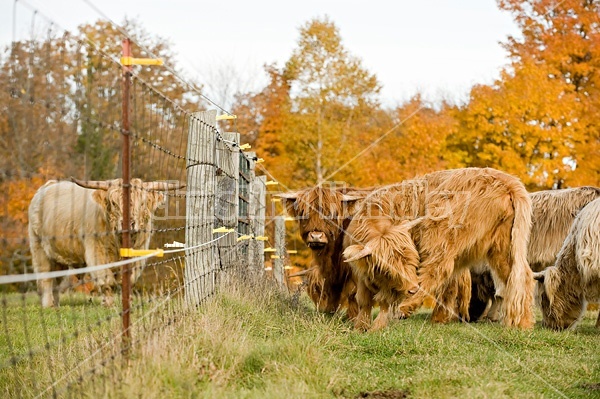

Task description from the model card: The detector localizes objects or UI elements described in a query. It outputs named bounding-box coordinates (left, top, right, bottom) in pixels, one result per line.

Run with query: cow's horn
left=142, top=181, right=186, bottom=191
left=341, top=194, right=364, bottom=202
left=275, top=192, right=299, bottom=200
left=343, top=244, right=373, bottom=262
left=288, top=267, right=316, bottom=278
left=532, top=271, right=545, bottom=283
left=71, top=177, right=112, bottom=190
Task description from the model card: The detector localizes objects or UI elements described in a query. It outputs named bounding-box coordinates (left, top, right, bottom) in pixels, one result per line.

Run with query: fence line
left=0, top=7, right=269, bottom=394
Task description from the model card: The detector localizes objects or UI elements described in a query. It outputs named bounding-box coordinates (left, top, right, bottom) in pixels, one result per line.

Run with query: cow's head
left=533, top=268, right=584, bottom=330
left=278, top=187, right=364, bottom=252
left=72, top=177, right=184, bottom=241
left=343, top=218, right=421, bottom=297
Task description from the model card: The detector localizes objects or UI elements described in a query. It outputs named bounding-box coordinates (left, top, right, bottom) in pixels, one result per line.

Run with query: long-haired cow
left=279, top=171, right=460, bottom=319
left=344, top=168, right=535, bottom=331
left=279, top=185, right=372, bottom=318
left=469, top=186, right=600, bottom=321
left=28, top=178, right=182, bottom=307
left=534, top=197, right=600, bottom=330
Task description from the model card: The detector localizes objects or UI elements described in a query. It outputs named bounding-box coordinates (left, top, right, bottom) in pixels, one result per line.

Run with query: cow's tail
left=502, top=183, right=535, bottom=329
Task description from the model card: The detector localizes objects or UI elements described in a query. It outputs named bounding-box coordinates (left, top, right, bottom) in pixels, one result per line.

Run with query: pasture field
left=2, top=283, right=599, bottom=398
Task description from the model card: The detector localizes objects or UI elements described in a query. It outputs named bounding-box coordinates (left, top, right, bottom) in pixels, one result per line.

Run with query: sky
left=1, top=0, right=522, bottom=110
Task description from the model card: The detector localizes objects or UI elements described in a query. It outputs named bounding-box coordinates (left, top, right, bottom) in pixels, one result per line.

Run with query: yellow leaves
left=0, top=176, right=46, bottom=225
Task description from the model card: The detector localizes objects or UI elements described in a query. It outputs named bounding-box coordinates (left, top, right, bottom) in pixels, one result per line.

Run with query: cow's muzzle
left=307, top=231, right=328, bottom=249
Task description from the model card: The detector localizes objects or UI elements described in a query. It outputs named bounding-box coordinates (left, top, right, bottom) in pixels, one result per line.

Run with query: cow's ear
left=343, top=244, right=372, bottom=262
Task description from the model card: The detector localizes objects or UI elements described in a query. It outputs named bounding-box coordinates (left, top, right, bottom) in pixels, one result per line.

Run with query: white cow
left=28, top=178, right=182, bottom=307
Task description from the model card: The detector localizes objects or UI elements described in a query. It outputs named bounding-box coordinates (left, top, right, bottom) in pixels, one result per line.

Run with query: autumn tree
left=232, top=64, right=291, bottom=169
left=274, top=17, right=381, bottom=188
left=356, top=95, right=459, bottom=186
left=450, top=58, right=586, bottom=189
left=453, top=0, right=600, bottom=188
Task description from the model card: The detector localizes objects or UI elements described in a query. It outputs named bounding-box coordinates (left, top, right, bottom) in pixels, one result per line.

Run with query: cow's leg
left=430, top=268, right=470, bottom=323
left=485, top=297, right=502, bottom=322
left=343, top=282, right=359, bottom=320
left=595, top=310, right=600, bottom=328
left=397, top=255, right=455, bottom=319
left=430, top=276, right=458, bottom=324
left=354, top=279, right=374, bottom=331
left=370, top=302, right=391, bottom=332
left=487, top=245, right=534, bottom=329
left=455, top=268, right=472, bottom=322
left=31, top=242, right=57, bottom=308
left=85, top=245, right=117, bottom=306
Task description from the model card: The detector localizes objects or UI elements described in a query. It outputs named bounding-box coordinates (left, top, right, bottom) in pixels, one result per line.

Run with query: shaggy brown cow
left=29, top=178, right=182, bottom=307
left=281, top=170, right=479, bottom=323
left=280, top=171, right=461, bottom=319
left=279, top=185, right=372, bottom=317
left=344, top=167, right=535, bottom=331
left=469, top=186, right=600, bottom=321
left=534, top=197, right=600, bottom=330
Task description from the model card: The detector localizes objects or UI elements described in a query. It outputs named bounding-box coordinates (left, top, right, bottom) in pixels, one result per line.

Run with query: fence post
left=216, top=132, right=239, bottom=281
left=249, top=175, right=266, bottom=276
left=120, top=38, right=133, bottom=353
left=243, top=152, right=256, bottom=269
left=273, top=216, right=286, bottom=288
left=185, top=110, right=217, bottom=307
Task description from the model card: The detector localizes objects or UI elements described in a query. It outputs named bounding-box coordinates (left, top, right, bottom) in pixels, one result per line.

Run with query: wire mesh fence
left=0, top=10, right=267, bottom=397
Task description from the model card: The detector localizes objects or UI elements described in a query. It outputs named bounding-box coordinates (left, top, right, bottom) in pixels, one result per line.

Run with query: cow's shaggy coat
left=279, top=186, right=374, bottom=317
left=470, top=186, right=600, bottom=321
left=280, top=171, right=459, bottom=318
left=29, top=178, right=181, bottom=307
left=534, top=197, right=600, bottom=330
left=344, top=168, right=535, bottom=331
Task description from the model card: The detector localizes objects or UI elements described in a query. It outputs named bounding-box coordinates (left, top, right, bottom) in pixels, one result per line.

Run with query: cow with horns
left=533, top=197, right=600, bottom=330
left=28, top=178, right=183, bottom=307
left=343, top=167, right=535, bottom=331
left=279, top=185, right=373, bottom=318
left=279, top=169, right=466, bottom=320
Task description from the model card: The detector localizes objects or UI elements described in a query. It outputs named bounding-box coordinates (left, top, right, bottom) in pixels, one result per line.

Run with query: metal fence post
left=185, top=110, right=217, bottom=307
left=120, top=38, right=133, bottom=353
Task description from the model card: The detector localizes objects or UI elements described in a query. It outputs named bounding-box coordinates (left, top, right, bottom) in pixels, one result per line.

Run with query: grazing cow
left=469, top=186, right=600, bottom=321
left=344, top=167, right=535, bottom=331
left=533, top=197, right=600, bottom=330
left=28, top=178, right=182, bottom=307
left=279, top=171, right=459, bottom=319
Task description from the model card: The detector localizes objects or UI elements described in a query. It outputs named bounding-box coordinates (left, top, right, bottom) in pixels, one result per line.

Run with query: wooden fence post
left=249, top=175, right=266, bottom=276
left=273, top=216, right=286, bottom=288
left=185, top=110, right=217, bottom=307
left=215, top=132, right=239, bottom=282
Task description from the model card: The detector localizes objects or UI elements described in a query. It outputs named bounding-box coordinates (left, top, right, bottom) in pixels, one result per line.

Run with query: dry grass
left=2, top=279, right=599, bottom=398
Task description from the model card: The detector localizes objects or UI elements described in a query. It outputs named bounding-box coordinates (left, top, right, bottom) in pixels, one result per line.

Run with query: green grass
left=2, top=284, right=599, bottom=398
left=89, top=283, right=600, bottom=398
